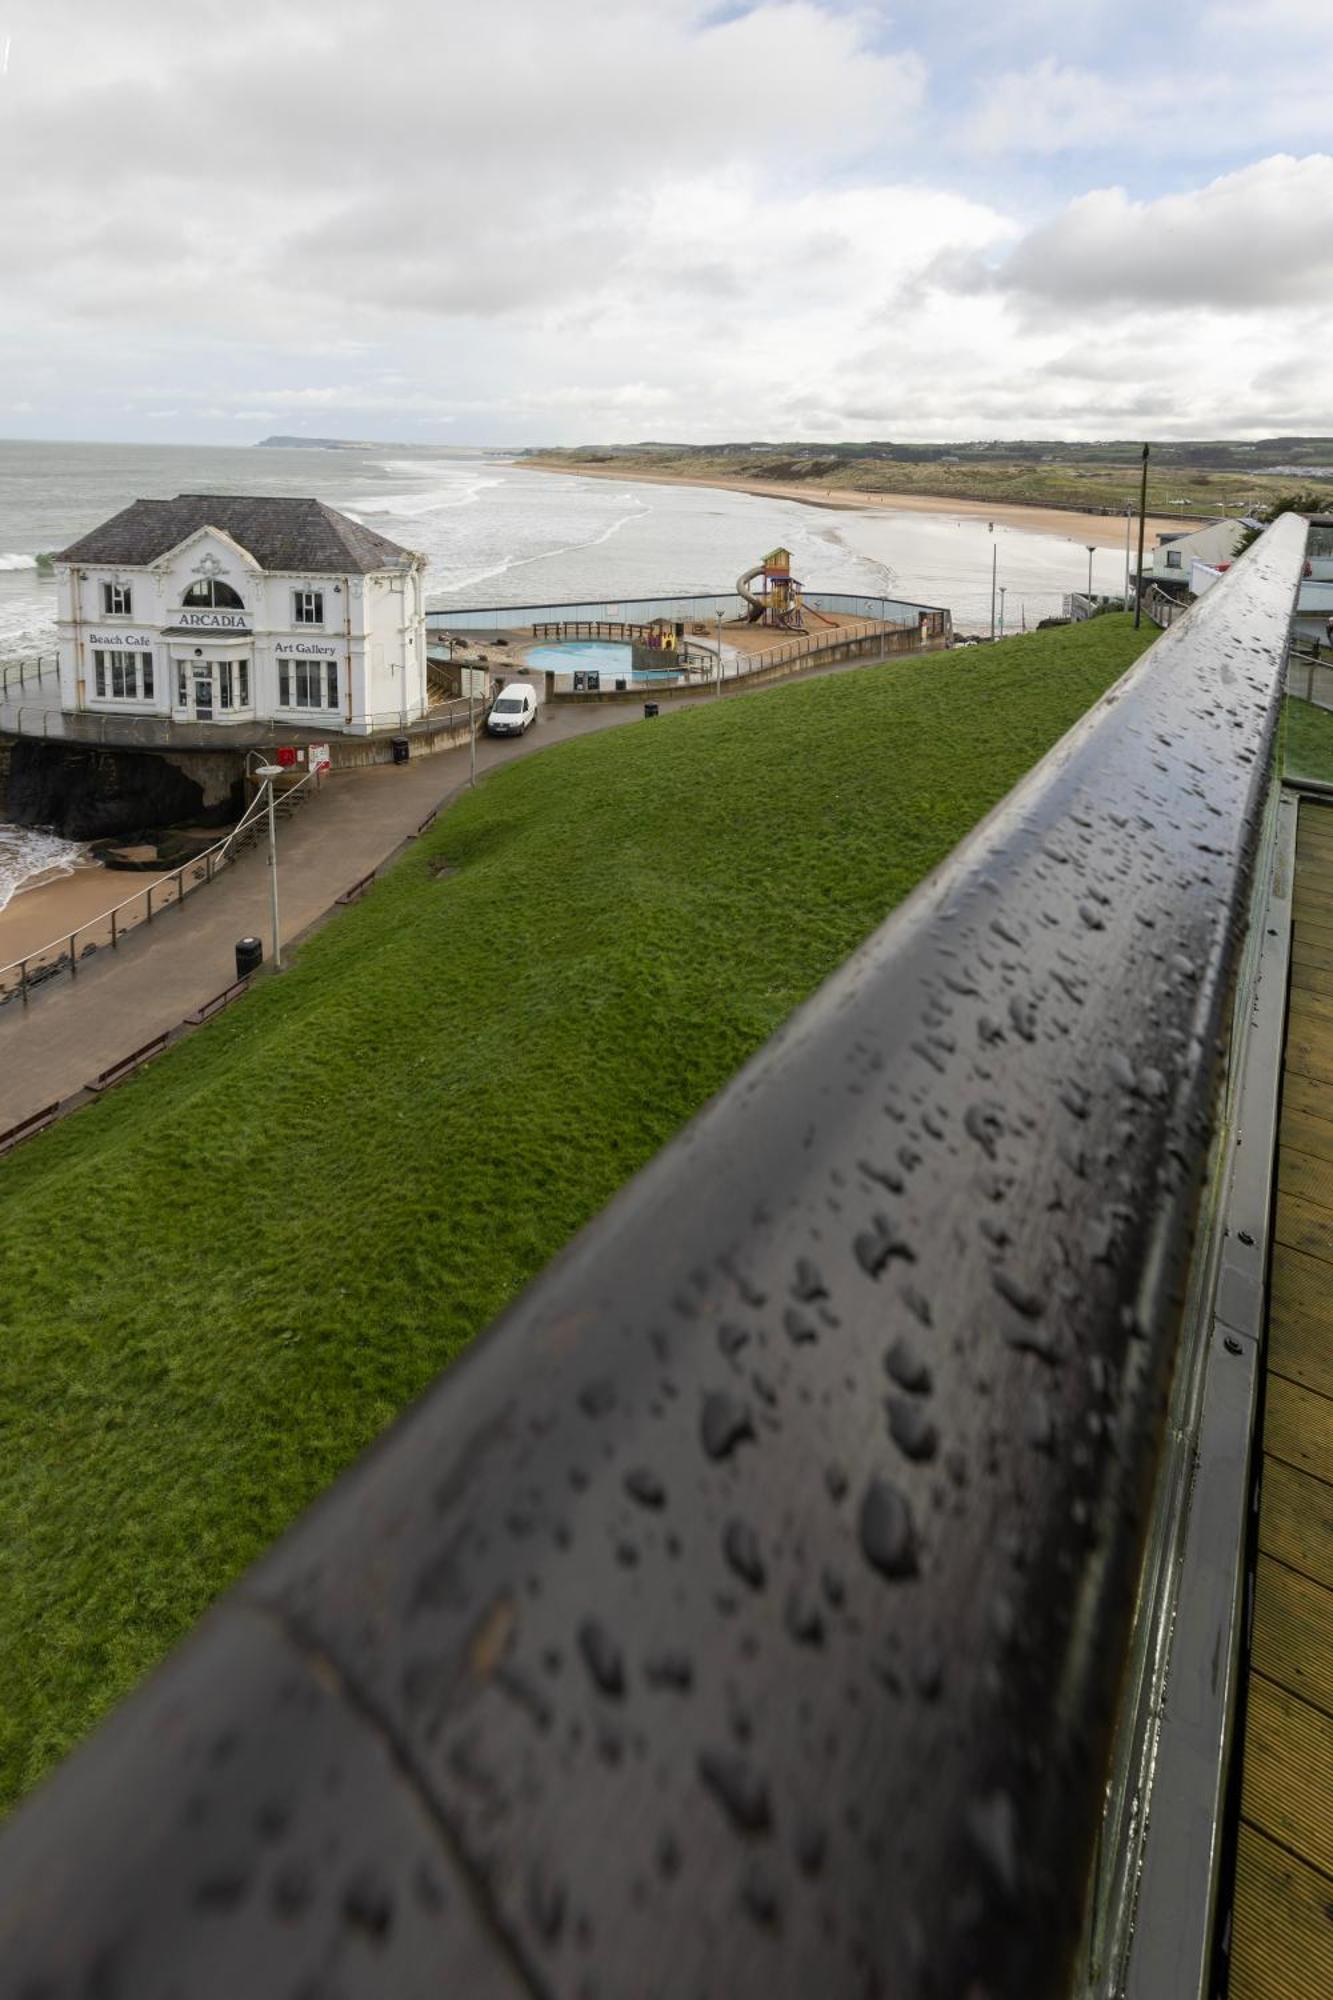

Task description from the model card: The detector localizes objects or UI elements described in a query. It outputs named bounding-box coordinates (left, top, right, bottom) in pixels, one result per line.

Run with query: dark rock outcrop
left=2, top=741, right=237, bottom=839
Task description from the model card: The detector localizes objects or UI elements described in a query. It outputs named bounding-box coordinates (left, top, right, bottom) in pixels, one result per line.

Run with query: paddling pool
left=527, top=640, right=684, bottom=682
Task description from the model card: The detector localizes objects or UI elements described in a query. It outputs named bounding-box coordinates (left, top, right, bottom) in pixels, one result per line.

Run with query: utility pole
left=990, top=543, right=997, bottom=642
left=1134, top=445, right=1150, bottom=629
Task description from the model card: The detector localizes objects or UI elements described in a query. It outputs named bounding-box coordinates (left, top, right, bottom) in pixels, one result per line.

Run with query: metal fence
left=1287, top=644, right=1333, bottom=712
left=0, top=764, right=323, bottom=1008
left=0, top=682, right=474, bottom=749
left=1141, top=583, right=1189, bottom=629
left=429, top=587, right=949, bottom=634
left=0, top=654, right=58, bottom=697
left=0, top=518, right=1308, bottom=1998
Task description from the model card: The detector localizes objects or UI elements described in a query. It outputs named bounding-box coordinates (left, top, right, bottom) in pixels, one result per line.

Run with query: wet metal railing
left=0, top=517, right=1308, bottom=1998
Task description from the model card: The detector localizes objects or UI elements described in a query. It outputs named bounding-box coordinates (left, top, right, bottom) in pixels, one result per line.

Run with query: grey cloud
left=976, top=155, right=1333, bottom=311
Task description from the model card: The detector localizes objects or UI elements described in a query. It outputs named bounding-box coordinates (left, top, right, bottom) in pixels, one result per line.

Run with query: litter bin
left=643, top=701, right=659, bottom=720
left=615, top=677, right=627, bottom=691
left=235, top=936, right=263, bottom=980
left=391, top=735, right=410, bottom=765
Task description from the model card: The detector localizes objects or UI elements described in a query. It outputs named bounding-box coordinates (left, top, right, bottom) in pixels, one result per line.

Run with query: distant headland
left=256, top=435, right=381, bottom=450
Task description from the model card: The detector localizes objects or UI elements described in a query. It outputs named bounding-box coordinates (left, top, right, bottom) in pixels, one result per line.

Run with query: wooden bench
left=0, top=1099, right=62, bottom=1157
left=182, top=977, right=251, bottom=1027
left=86, top=1031, right=170, bottom=1095
left=335, top=870, right=376, bottom=907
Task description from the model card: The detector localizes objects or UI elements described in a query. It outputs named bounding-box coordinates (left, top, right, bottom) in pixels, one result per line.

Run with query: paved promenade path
left=0, top=698, right=659, bottom=1130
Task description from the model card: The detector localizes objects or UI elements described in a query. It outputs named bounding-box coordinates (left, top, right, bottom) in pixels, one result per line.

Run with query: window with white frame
left=101, top=581, right=133, bottom=616
left=181, top=578, right=245, bottom=609
left=93, top=649, right=153, bottom=700
left=278, top=657, right=338, bottom=709
left=293, top=589, right=324, bottom=626
left=1164, top=549, right=1183, bottom=569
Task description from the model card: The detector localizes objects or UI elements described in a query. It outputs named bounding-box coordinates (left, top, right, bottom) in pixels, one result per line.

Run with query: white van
left=486, top=685, right=537, bottom=736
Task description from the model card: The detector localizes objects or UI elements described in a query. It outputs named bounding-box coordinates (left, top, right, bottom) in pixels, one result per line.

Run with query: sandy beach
left=0, top=860, right=174, bottom=975
left=527, top=459, right=1196, bottom=549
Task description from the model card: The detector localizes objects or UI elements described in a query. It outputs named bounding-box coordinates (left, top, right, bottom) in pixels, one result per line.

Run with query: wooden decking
left=1230, top=800, right=1333, bottom=1999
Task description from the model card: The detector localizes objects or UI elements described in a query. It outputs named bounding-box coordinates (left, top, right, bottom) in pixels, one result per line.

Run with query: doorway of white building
left=176, top=656, right=252, bottom=722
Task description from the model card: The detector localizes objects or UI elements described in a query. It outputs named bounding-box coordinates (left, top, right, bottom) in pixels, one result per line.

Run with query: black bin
left=615, top=677, right=627, bottom=691
left=391, top=735, right=410, bottom=765
left=235, top=936, right=263, bottom=980
left=643, top=701, right=659, bottom=720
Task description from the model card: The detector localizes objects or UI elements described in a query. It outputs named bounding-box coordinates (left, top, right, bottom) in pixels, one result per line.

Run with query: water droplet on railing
left=701, top=1391, right=754, bottom=1461
left=698, top=1749, right=772, bottom=1834
left=723, top=1519, right=766, bottom=1591
left=887, top=1396, right=939, bottom=1463
left=624, top=1468, right=666, bottom=1510
left=578, top=1619, right=626, bottom=1699
left=884, top=1336, right=932, bottom=1395
left=858, top=1478, right=919, bottom=1580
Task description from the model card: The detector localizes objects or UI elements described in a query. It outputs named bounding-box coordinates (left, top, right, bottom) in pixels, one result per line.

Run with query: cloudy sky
left=2, top=0, right=1330, bottom=445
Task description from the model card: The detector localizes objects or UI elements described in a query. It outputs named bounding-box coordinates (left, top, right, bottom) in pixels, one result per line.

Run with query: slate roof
left=55, top=494, right=418, bottom=575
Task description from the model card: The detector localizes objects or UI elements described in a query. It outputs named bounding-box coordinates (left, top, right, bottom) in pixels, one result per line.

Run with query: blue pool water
left=527, top=640, right=684, bottom=682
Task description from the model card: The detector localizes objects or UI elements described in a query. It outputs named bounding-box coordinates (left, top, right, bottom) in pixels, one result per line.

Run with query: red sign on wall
left=275, top=745, right=298, bottom=768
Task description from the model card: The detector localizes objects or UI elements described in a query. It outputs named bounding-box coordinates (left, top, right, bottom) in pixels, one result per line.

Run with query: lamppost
left=1085, top=544, right=1096, bottom=602
left=1123, top=505, right=1134, bottom=607
left=1134, top=444, right=1151, bottom=629
left=246, top=751, right=284, bottom=971
left=998, top=585, right=1007, bottom=639
left=715, top=611, right=723, bottom=697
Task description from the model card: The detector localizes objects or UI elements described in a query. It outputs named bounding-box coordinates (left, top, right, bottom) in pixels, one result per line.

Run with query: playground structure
left=735, top=546, right=834, bottom=629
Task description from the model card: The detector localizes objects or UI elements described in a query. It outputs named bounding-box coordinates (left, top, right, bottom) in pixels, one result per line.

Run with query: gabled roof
left=54, top=494, right=418, bottom=575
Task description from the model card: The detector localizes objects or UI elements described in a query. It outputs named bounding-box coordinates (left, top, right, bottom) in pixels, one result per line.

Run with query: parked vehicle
left=487, top=685, right=537, bottom=736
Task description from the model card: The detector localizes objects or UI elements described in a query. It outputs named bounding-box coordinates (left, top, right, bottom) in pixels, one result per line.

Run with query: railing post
left=111, top=907, right=118, bottom=950
left=68, top=933, right=77, bottom=979
left=145, top=885, right=152, bottom=923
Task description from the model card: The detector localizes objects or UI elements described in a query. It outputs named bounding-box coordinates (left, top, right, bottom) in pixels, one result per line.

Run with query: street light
left=716, top=611, right=723, bottom=697
left=246, top=751, right=284, bottom=971
left=1085, top=544, right=1096, bottom=601
left=998, top=585, right=1007, bottom=639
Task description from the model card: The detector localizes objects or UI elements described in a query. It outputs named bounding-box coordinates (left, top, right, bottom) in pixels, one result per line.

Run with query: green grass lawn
left=1285, top=696, right=1333, bottom=783
left=0, top=615, right=1153, bottom=1809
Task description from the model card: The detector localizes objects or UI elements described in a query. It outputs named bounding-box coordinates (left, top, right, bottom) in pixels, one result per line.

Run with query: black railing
left=0, top=517, right=1308, bottom=1997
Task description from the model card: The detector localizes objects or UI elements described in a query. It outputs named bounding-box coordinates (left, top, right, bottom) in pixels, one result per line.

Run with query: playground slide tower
left=736, top=546, right=806, bottom=628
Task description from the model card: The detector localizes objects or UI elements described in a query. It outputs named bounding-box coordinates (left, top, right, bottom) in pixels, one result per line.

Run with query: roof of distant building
left=55, top=494, right=418, bottom=575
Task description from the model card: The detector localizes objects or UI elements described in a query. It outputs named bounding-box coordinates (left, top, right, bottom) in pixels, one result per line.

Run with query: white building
left=54, top=495, right=427, bottom=734
left=1141, top=518, right=1251, bottom=588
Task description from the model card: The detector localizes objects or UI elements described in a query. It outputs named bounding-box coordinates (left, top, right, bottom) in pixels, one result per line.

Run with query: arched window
left=182, top=578, right=245, bottom=609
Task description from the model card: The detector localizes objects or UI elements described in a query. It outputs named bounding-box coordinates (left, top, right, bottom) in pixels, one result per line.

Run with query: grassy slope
left=0, top=617, right=1153, bottom=1807
left=1285, top=697, right=1333, bottom=783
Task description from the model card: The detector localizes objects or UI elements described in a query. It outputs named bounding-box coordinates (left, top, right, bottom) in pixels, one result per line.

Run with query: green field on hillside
left=0, top=616, right=1154, bottom=1808
left=1285, top=696, right=1333, bottom=784
left=531, top=447, right=1333, bottom=520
